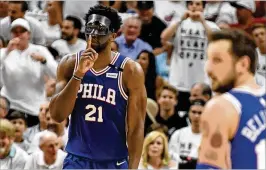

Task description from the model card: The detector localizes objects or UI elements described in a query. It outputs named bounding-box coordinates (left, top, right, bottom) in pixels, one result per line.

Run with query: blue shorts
left=63, top=153, right=128, bottom=169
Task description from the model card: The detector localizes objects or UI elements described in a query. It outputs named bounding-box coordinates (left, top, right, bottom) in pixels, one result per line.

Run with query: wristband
left=73, top=75, right=82, bottom=81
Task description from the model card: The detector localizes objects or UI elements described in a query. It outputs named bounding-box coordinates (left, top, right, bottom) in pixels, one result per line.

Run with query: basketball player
left=196, top=29, right=266, bottom=169
left=49, top=5, right=147, bottom=169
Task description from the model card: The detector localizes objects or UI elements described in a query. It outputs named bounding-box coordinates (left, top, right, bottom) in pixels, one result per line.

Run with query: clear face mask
left=85, top=14, right=112, bottom=38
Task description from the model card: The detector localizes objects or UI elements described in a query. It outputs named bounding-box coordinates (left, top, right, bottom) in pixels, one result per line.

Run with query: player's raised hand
left=75, top=35, right=98, bottom=77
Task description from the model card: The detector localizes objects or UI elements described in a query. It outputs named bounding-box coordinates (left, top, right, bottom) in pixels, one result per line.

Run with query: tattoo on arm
left=210, top=126, right=223, bottom=148
left=204, top=150, right=218, bottom=161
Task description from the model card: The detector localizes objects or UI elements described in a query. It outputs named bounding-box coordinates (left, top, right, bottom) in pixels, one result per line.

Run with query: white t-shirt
left=155, top=1, right=186, bottom=25
left=169, top=18, right=219, bottom=92
left=204, top=2, right=237, bottom=25
left=51, top=38, right=86, bottom=57
left=169, top=126, right=202, bottom=163
left=24, top=149, right=67, bottom=170
left=0, top=16, right=46, bottom=45
left=0, top=144, right=28, bottom=170
left=257, top=48, right=266, bottom=77
left=41, top=21, right=61, bottom=46
left=0, top=44, right=57, bottom=116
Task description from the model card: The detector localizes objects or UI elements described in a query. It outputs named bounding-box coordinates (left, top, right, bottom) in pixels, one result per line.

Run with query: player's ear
left=110, top=33, right=117, bottom=41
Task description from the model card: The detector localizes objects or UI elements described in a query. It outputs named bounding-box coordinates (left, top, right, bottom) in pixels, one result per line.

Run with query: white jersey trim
left=232, top=86, right=265, bottom=97
left=222, top=93, right=242, bottom=115
left=90, top=52, right=119, bottom=76
left=118, top=57, right=130, bottom=101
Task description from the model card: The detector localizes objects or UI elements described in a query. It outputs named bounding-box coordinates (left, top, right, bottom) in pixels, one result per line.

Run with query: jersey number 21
left=85, top=104, right=103, bottom=122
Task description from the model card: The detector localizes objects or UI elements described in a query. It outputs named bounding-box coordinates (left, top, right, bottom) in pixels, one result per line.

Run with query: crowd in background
left=0, top=0, right=265, bottom=169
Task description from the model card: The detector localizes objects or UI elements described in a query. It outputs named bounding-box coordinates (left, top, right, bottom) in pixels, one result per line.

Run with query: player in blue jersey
left=49, top=5, right=147, bottom=169
left=196, top=29, right=266, bottom=169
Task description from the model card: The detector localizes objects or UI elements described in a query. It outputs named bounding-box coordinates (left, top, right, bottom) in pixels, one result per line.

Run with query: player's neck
left=93, top=45, right=112, bottom=71
left=235, top=73, right=258, bottom=89
left=149, top=156, right=162, bottom=169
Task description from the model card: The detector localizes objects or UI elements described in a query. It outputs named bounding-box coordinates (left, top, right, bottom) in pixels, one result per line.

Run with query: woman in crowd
left=139, top=131, right=177, bottom=169
left=136, top=50, right=164, bottom=100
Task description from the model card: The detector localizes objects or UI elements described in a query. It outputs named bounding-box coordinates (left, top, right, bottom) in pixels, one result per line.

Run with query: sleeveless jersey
left=65, top=51, right=130, bottom=161
left=223, top=87, right=266, bottom=169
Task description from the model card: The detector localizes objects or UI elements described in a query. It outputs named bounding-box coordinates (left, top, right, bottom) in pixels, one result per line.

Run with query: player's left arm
left=196, top=96, right=238, bottom=169
left=123, top=60, right=147, bottom=169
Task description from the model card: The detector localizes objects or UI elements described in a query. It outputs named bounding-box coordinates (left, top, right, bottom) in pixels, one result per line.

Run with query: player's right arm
left=50, top=36, right=98, bottom=123
left=49, top=54, right=80, bottom=123
left=196, top=96, right=238, bottom=169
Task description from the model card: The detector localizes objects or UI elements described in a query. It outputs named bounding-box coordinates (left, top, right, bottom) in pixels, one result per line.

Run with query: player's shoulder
left=203, top=94, right=239, bottom=118
left=123, top=58, right=144, bottom=76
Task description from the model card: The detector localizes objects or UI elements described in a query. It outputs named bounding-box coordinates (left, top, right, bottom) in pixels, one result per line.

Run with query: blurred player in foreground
left=49, top=5, right=147, bottom=169
left=196, top=29, right=266, bottom=169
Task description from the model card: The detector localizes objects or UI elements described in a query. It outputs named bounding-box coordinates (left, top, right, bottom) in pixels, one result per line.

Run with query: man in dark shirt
left=155, top=84, right=188, bottom=139
left=136, top=1, right=167, bottom=55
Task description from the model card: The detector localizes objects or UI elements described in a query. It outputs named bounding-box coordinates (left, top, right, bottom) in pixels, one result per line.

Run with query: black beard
left=62, top=34, right=74, bottom=41
left=213, top=75, right=235, bottom=93
left=92, top=39, right=109, bottom=52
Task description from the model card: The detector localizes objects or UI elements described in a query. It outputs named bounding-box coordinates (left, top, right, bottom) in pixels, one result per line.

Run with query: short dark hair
left=209, top=29, right=257, bottom=74
left=0, top=96, right=10, bottom=111
left=84, top=5, right=122, bottom=33
left=186, top=1, right=206, bottom=8
left=9, top=1, right=28, bottom=12
left=65, top=16, right=82, bottom=30
left=158, top=84, right=179, bottom=99
left=191, top=82, right=212, bottom=98
left=251, top=23, right=266, bottom=33
left=7, top=111, right=27, bottom=124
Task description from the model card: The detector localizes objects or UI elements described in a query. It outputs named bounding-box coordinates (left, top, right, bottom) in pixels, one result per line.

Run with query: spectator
left=51, top=15, right=86, bottom=57
left=204, top=1, right=237, bottom=28
left=155, top=84, right=188, bottom=139
left=115, top=17, right=152, bottom=60
left=28, top=110, right=68, bottom=154
left=0, top=119, right=28, bottom=169
left=0, top=95, right=10, bottom=118
left=189, top=82, right=212, bottom=103
left=7, top=111, right=30, bottom=152
left=0, top=35, right=6, bottom=49
left=251, top=24, right=266, bottom=77
left=0, top=1, right=46, bottom=45
left=41, top=0, right=62, bottom=46
left=24, top=102, right=49, bottom=143
left=155, top=41, right=173, bottom=82
left=138, top=131, right=177, bottom=169
left=0, top=18, right=57, bottom=127
left=230, top=0, right=266, bottom=36
left=24, top=131, right=67, bottom=169
left=161, top=0, right=219, bottom=111
left=137, top=1, right=167, bottom=55
left=169, top=99, right=205, bottom=169
left=0, top=1, right=8, bottom=21
left=154, top=1, right=186, bottom=25
left=136, top=50, right=164, bottom=100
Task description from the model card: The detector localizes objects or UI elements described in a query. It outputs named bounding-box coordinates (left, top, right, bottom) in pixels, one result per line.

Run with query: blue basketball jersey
left=65, top=51, right=131, bottom=161
left=225, top=87, right=266, bottom=169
